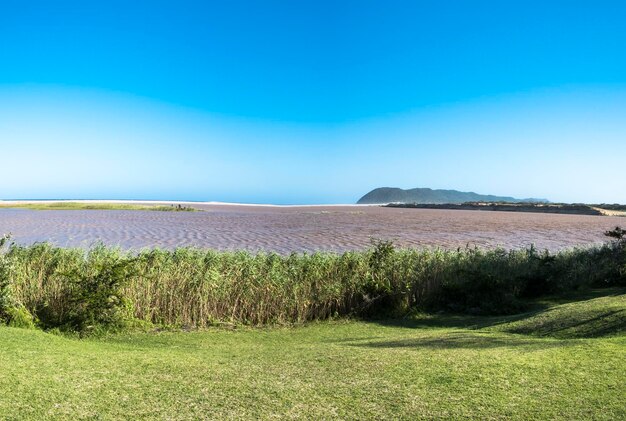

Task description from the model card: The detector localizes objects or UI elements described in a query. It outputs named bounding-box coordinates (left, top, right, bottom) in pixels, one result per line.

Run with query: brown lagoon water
left=0, top=205, right=623, bottom=252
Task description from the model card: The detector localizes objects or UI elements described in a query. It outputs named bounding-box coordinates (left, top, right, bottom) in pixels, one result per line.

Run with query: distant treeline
left=1, top=229, right=624, bottom=335
left=386, top=202, right=625, bottom=216
left=594, top=204, right=626, bottom=211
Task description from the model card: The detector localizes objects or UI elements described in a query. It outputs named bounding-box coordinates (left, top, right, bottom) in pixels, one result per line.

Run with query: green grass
left=1, top=289, right=625, bottom=419
left=492, top=289, right=626, bottom=338
left=0, top=202, right=197, bottom=211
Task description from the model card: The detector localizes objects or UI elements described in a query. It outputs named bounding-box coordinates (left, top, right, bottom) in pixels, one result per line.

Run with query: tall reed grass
left=1, top=232, right=624, bottom=334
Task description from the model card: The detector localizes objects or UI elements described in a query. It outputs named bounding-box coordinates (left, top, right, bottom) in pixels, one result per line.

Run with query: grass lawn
left=1, top=289, right=625, bottom=420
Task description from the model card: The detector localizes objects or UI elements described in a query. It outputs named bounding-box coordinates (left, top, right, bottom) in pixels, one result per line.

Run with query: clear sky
left=1, top=0, right=625, bottom=204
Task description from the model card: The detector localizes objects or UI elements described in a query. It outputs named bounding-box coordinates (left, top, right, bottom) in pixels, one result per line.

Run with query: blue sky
left=1, top=1, right=626, bottom=203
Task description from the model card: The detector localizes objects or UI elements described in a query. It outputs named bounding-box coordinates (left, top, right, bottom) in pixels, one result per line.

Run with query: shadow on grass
left=360, top=288, right=626, bottom=340
left=503, top=309, right=626, bottom=339
left=366, top=312, right=529, bottom=331
left=346, top=331, right=570, bottom=350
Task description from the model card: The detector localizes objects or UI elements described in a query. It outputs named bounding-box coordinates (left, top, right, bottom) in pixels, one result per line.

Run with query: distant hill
left=357, top=187, right=547, bottom=204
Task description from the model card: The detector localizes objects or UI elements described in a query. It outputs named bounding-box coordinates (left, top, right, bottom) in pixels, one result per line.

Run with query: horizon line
left=0, top=199, right=376, bottom=208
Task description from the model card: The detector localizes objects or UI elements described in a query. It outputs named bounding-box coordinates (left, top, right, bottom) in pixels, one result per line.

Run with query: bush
left=56, top=246, right=135, bottom=334
left=6, top=244, right=135, bottom=335
left=605, top=227, right=626, bottom=285
left=0, top=235, right=15, bottom=324
left=360, top=239, right=405, bottom=316
left=0, top=256, right=13, bottom=324
left=5, top=306, right=35, bottom=329
left=434, top=248, right=525, bottom=314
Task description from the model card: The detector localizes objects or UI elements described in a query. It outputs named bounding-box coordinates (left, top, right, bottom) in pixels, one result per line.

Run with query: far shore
left=386, top=202, right=626, bottom=217
left=1, top=200, right=624, bottom=217
left=0, top=199, right=376, bottom=208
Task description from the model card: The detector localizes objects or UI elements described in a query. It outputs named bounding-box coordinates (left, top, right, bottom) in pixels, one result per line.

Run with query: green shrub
left=5, top=305, right=35, bottom=329
left=434, top=248, right=524, bottom=314
left=6, top=244, right=135, bottom=335
left=0, top=235, right=14, bottom=323
left=0, top=256, right=13, bottom=324
left=604, top=227, right=626, bottom=286
left=58, top=246, right=135, bottom=334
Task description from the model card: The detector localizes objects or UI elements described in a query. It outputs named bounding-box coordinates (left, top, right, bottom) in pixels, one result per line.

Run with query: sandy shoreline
left=0, top=199, right=377, bottom=208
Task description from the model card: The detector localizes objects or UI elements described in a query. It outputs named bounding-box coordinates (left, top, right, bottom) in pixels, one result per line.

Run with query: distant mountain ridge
left=357, top=187, right=547, bottom=204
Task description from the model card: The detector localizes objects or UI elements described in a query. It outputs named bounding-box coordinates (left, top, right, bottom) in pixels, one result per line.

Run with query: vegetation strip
left=1, top=229, right=624, bottom=334
left=0, top=202, right=197, bottom=211
left=386, top=202, right=626, bottom=216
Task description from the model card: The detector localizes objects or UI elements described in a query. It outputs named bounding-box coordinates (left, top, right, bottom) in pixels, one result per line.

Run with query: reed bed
left=1, top=233, right=624, bottom=334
